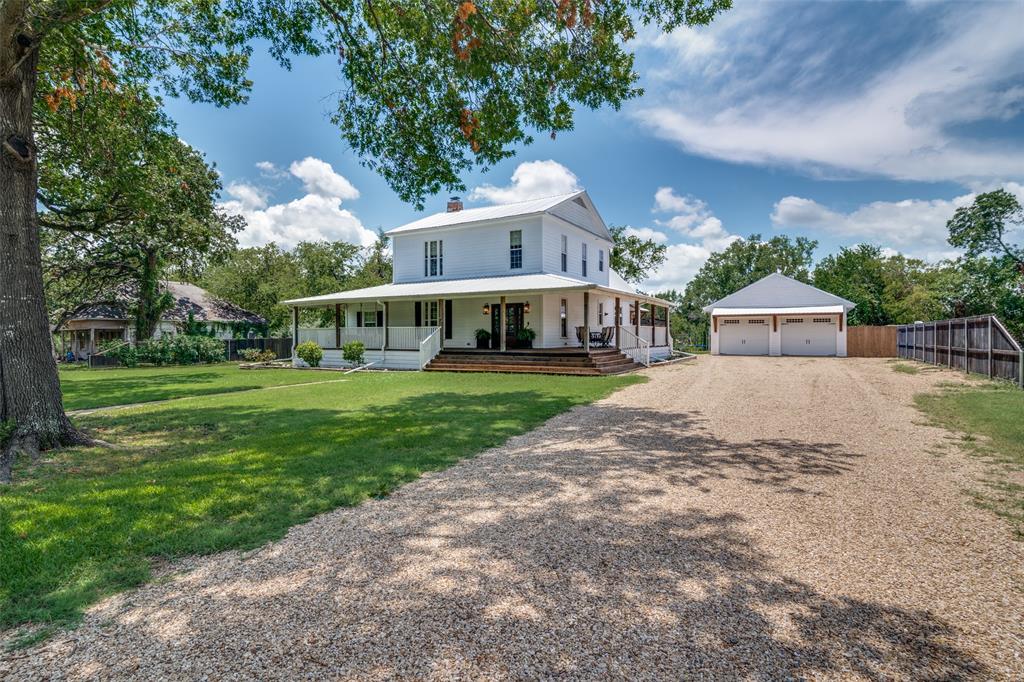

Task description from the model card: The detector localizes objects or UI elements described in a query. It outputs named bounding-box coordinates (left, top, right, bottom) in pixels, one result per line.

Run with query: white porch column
left=382, top=302, right=389, bottom=350
left=89, top=328, right=95, bottom=356
left=614, top=296, right=621, bottom=349
left=438, top=298, right=445, bottom=349
left=499, top=296, right=507, bottom=352
left=583, top=291, right=590, bottom=352
left=635, top=299, right=641, bottom=338
left=335, top=303, right=342, bottom=349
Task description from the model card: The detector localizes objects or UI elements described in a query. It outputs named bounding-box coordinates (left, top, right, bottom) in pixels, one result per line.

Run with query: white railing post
left=418, top=327, right=441, bottom=369
left=619, top=327, right=650, bottom=367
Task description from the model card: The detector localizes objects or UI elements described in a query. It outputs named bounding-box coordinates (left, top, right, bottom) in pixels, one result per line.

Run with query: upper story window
left=582, top=243, right=588, bottom=277
left=509, top=230, right=523, bottom=269
left=598, top=249, right=604, bottom=272
left=560, top=235, right=567, bottom=272
left=424, top=239, right=443, bottom=277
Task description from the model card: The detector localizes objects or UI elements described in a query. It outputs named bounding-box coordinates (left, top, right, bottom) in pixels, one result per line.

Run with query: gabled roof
left=702, top=273, right=856, bottom=313
left=385, top=190, right=611, bottom=240
left=282, top=270, right=666, bottom=307
left=62, top=281, right=267, bottom=327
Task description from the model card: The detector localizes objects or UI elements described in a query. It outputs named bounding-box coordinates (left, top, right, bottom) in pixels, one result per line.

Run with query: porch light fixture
left=524, top=301, right=531, bottom=314
left=482, top=304, right=490, bottom=315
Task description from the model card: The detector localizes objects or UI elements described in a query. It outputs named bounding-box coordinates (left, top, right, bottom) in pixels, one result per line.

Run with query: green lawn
left=916, top=382, right=1024, bottom=538
left=1, top=369, right=641, bottom=634
left=60, top=363, right=338, bottom=410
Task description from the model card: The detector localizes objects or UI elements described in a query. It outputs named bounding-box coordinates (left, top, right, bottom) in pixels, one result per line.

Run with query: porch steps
left=424, top=348, right=641, bottom=376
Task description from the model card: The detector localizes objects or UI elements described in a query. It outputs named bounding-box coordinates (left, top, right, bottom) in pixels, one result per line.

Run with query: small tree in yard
left=296, top=341, right=324, bottom=368
left=342, top=341, right=366, bottom=367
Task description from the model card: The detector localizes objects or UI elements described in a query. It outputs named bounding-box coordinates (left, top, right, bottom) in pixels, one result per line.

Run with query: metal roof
left=385, top=191, right=587, bottom=236
left=283, top=272, right=669, bottom=307
left=702, top=273, right=856, bottom=313
left=709, top=305, right=846, bottom=316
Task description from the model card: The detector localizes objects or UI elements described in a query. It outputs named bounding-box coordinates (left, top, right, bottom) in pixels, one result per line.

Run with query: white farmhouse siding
left=392, top=216, right=544, bottom=283
left=704, top=274, right=855, bottom=358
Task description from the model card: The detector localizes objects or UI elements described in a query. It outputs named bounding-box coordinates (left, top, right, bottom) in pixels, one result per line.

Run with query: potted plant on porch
left=516, top=325, right=537, bottom=349
left=474, top=328, right=491, bottom=349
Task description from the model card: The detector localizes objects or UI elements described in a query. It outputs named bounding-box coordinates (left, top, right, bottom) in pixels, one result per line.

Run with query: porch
left=287, top=284, right=673, bottom=371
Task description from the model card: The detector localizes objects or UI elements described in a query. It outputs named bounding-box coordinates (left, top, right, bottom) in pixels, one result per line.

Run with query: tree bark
left=1, top=25, right=83, bottom=482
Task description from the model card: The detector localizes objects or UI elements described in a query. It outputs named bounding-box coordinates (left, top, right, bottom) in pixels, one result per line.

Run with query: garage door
left=719, top=318, right=769, bottom=355
left=781, top=317, right=837, bottom=356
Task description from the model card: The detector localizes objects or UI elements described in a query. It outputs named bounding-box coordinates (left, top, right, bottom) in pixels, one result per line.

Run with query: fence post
left=964, top=318, right=969, bottom=374
left=987, top=316, right=993, bottom=378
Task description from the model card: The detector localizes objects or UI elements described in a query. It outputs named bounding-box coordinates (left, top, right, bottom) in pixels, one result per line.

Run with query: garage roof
left=702, top=273, right=855, bottom=314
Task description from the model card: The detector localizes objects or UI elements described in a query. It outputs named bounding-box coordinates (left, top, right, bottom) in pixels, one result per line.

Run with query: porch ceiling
left=283, top=274, right=673, bottom=308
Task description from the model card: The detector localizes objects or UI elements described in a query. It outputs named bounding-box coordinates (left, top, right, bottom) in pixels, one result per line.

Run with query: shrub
left=136, top=335, right=225, bottom=365
left=240, top=348, right=277, bottom=362
left=342, top=340, right=365, bottom=366
left=98, top=340, right=138, bottom=367
left=296, top=341, right=324, bottom=367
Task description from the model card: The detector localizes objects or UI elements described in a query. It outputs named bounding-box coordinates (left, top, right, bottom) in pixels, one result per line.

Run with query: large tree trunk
left=1, top=25, right=82, bottom=482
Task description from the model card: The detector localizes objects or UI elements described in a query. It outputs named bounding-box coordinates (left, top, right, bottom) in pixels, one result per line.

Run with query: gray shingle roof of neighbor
left=702, top=273, right=856, bottom=313
left=65, top=281, right=267, bottom=326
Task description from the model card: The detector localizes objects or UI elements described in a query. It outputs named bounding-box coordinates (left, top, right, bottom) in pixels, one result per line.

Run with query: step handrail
left=418, top=327, right=442, bottom=369
left=618, top=327, right=651, bottom=367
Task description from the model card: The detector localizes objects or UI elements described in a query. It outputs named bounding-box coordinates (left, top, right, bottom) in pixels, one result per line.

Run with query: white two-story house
left=283, top=191, right=673, bottom=371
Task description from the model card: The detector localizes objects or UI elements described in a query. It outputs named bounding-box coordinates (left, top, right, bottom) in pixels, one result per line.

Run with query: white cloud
left=633, top=1, right=1024, bottom=184
left=220, top=159, right=376, bottom=248
left=623, top=226, right=669, bottom=244
left=289, top=157, right=360, bottom=200
left=638, top=187, right=740, bottom=292
left=469, top=160, right=582, bottom=204
left=770, top=194, right=975, bottom=261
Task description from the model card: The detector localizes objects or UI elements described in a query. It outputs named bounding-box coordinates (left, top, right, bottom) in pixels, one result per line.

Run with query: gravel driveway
left=4, top=357, right=1023, bottom=679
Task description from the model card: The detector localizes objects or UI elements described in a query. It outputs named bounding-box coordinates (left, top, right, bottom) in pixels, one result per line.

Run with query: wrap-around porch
left=291, top=290, right=671, bottom=369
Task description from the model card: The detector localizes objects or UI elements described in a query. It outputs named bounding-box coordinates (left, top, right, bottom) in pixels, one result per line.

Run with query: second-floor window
left=424, top=239, right=443, bottom=277
left=560, top=235, right=567, bottom=272
left=510, top=230, right=522, bottom=269
left=582, top=243, right=588, bottom=277
left=599, top=249, right=604, bottom=272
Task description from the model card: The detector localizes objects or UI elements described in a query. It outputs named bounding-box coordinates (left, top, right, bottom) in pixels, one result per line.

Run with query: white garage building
left=704, top=273, right=856, bottom=357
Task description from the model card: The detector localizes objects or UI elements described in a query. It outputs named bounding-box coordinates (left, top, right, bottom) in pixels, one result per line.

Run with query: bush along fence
left=224, top=337, right=293, bottom=361
left=897, top=315, right=1023, bottom=387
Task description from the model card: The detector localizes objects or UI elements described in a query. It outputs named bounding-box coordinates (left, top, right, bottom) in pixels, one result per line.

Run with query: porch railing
left=619, top=327, right=650, bottom=367
left=389, top=326, right=439, bottom=351
left=297, top=327, right=384, bottom=349
left=419, top=327, right=442, bottom=368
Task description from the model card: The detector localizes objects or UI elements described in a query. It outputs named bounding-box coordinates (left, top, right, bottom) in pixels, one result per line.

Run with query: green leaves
left=947, top=189, right=1024, bottom=267
left=609, top=225, right=667, bottom=284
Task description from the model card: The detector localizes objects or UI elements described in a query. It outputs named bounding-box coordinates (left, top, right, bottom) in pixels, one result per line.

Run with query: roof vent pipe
left=447, top=196, right=463, bottom=212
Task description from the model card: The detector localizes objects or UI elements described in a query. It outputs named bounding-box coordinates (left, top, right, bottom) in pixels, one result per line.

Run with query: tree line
left=658, top=190, right=1024, bottom=347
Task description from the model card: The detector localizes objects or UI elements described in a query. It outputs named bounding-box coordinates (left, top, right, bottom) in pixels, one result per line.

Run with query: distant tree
left=947, top=189, right=1024, bottom=271
left=683, top=234, right=818, bottom=311
left=202, top=244, right=303, bottom=335
left=350, top=233, right=394, bottom=289
left=813, top=245, right=889, bottom=325
left=610, top=226, right=668, bottom=284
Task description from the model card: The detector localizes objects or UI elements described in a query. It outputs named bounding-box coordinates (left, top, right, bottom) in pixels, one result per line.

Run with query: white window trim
left=510, top=230, right=523, bottom=270
left=560, top=235, right=568, bottom=272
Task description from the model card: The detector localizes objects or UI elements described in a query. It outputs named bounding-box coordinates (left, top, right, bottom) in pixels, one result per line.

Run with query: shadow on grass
left=2, top=394, right=984, bottom=677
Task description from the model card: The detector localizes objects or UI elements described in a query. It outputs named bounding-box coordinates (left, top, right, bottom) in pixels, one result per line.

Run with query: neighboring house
left=283, top=192, right=673, bottom=370
left=703, top=273, right=856, bottom=357
left=57, top=281, right=268, bottom=359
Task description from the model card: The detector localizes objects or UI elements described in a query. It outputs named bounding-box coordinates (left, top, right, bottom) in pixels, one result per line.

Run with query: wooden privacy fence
left=847, top=326, right=896, bottom=357
left=224, top=337, right=293, bottom=361
left=897, top=315, right=1023, bottom=387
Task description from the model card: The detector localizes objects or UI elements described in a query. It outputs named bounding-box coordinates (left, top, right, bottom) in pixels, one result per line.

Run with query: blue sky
left=165, top=0, right=1024, bottom=292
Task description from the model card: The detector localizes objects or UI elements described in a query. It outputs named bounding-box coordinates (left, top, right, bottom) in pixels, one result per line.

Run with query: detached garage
left=704, top=274, right=856, bottom=357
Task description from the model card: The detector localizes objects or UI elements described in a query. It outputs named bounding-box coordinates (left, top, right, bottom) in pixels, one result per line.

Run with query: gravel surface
left=4, top=357, right=1022, bottom=679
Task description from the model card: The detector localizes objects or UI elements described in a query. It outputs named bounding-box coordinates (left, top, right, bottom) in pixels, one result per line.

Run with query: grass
left=890, top=362, right=921, bottom=375
left=915, top=382, right=1024, bottom=538
left=1, top=368, right=642, bottom=634
left=59, top=363, right=339, bottom=410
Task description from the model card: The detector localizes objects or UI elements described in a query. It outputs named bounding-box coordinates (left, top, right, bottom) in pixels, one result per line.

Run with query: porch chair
left=600, top=326, right=615, bottom=347
left=575, top=326, right=586, bottom=346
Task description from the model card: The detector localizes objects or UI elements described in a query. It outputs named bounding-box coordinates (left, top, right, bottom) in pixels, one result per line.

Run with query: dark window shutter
left=414, top=301, right=422, bottom=327
left=445, top=300, right=453, bottom=339
left=377, top=310, right=384, bottom=327
left=356, top=311, right=362, bottom=327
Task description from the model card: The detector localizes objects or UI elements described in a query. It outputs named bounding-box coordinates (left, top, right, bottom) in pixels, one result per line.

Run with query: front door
left=490, top=303, right=525, bottom=349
